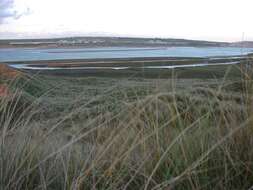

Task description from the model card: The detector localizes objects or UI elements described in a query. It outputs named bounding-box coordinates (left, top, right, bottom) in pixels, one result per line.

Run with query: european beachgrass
left=1, top=62, right=253, bottom=190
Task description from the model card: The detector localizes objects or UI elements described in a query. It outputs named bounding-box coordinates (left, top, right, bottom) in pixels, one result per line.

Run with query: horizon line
left=0, top=35, right=251, bottom=43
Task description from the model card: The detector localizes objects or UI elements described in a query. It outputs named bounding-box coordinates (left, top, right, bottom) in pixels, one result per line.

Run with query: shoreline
left=1, top=55, right=245, bottom=65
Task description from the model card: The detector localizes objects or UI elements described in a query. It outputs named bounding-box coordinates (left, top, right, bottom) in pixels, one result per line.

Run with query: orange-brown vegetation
left=0, top=64, right=21, bottom=98
left=0, top=84, right=10, bottom=97
left=0, top=64, right=20, bottom=79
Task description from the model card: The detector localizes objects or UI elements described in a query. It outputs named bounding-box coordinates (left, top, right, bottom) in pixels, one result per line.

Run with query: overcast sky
left=0, top=0, right=253, bottom=41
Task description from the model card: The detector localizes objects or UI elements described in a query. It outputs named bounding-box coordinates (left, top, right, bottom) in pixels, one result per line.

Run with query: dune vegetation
left=1, top=60, right=253, bottom=189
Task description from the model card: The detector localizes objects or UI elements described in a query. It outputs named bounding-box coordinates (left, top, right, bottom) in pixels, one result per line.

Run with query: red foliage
left=0, top=64, right=20, bottom=79
left=0, top=84, right=10, bottom=98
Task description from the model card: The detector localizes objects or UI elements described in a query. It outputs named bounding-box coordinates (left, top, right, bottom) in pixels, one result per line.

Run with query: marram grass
left=1, top=67, right=253, bottom=190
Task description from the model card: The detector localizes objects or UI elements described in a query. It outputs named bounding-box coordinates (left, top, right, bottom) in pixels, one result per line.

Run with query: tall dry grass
left=1, top=64, right=253, bottom=189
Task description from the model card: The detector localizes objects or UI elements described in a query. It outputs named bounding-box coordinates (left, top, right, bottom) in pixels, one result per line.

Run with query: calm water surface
left=0, top=47, right=253, bottom=62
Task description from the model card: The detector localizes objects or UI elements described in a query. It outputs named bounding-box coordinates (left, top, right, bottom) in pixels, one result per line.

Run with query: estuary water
left=0, top=47, right=253, bottom=62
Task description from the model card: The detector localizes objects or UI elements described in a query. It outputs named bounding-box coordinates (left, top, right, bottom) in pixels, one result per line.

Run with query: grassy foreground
left=1, top=63, right=253, bottom=189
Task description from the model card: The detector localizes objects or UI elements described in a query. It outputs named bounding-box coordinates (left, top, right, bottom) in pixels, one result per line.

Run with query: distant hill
left=230, top=41, right=253, bottom=48
left=0, top=37, right=252, bottom=48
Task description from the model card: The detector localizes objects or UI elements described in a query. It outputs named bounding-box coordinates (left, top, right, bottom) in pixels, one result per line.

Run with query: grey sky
left=0, top=0, right=252, bottom=41
left=0, top=0, right=30, bottom=24
left=0, top=0, right=15, bottom=22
